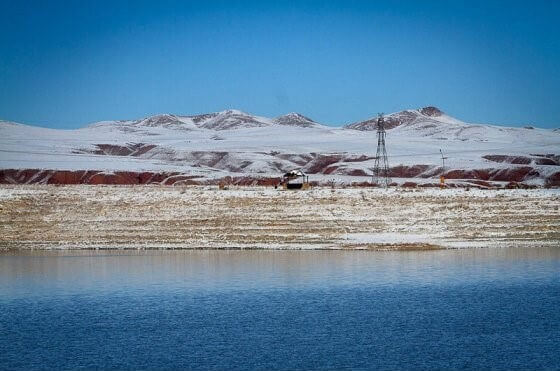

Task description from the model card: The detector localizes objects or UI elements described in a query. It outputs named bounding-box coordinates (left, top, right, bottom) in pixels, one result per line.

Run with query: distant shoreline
left=1, top=185, right=559, bottom=251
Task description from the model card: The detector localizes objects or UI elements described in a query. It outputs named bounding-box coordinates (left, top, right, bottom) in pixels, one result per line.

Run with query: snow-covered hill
left=274, top=113, right=321, bottom=128
left=1, top=107, right=559, bottom=187
left=345, top=106, right=466, bottom=131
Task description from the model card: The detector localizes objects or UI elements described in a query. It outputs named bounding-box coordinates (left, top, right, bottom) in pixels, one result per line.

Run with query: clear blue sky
left=1, top=0, right=559, bottom=128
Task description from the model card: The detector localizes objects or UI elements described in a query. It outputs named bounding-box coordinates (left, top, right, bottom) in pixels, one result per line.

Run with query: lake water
left=1, top=248, right=559, bottom=370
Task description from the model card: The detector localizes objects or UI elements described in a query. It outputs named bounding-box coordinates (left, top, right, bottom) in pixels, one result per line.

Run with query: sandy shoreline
left=1, top=185, right=559, bottom=250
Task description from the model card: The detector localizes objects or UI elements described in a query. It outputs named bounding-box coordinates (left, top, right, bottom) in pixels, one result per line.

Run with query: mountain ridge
left=1, top=106, right=559, bottom=187
left=344, top=106, right=462, bottom=131
left=1, top=106, right=553, bottom=132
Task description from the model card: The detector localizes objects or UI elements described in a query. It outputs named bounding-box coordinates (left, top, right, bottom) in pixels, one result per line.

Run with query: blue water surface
left=1, top=248, right=559, bottom=370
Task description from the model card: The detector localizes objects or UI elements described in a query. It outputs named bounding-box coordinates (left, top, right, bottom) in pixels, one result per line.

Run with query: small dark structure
left=281, top=169, right=310, bottom=190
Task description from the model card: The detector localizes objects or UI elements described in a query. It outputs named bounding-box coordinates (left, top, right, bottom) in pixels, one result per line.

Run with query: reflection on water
left=1, top=248, right=559, bottom=369
left=1, top=248, right=559, bottom=297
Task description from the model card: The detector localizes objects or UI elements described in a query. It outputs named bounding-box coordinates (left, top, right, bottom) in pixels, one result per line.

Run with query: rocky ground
left=0, top=185, right=559, bottom=250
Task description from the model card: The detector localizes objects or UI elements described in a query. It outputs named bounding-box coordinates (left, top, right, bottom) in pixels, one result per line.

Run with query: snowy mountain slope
left=87, top=110, right=275, bottom=132
left=193, top=110, right=273, bottom=130
left=1, top=107, right=559, bottom=186
left=273, top=113, right=322, bottom=128
left=345, top=106, right=465, bottom=131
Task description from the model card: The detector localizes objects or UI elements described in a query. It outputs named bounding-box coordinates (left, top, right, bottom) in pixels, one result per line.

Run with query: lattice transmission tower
left=372, top=113, right=391, bottom=187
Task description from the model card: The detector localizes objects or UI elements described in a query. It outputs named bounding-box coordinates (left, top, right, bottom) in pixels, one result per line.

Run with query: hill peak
left=217, top=109, right=248, bottom=116
left=134, top=114, right=184, bottom=127
left=419, top=106, right=444, bottom=117
left=274, top=113, right=319, bottom=128
left=197, top=109, right=272, bottom=130
left=344, top=107, right=453, bottom=131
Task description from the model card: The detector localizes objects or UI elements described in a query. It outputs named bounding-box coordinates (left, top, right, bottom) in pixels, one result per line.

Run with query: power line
left=372, top=114, right=391, bottom=187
